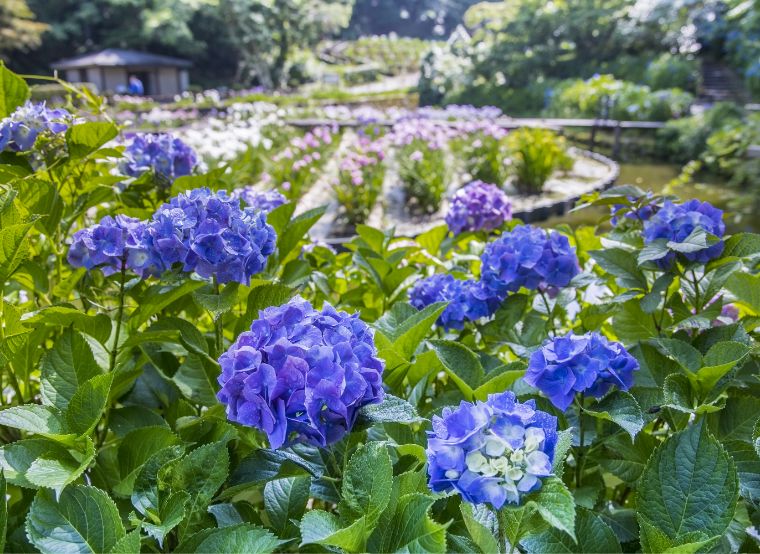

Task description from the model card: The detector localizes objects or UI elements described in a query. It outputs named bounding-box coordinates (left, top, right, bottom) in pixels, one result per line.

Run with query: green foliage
left=0, top=64, right=758, bottom=554
left=644, top=53, right=699, bottom=93
left=548, top=74, right=694, bottom=121
left=506, top=128, right=572, bottom=194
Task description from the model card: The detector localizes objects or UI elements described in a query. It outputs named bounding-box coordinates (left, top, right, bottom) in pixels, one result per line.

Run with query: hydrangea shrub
left=0, top=66, right=757, bottom=554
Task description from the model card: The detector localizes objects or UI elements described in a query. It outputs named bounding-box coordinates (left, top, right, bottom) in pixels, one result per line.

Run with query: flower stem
left=538, top=289, right=556, bottom=335
left=214, top=278, right=223, bottom=357
left=690, top=270, right=701, bottom=311
left=109, top=260, right=127, bottom=373
left=575, top=394, right=585, bottom=489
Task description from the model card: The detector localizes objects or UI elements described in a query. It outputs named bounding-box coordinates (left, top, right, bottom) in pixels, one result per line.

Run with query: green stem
left=214, top=278, right=223, bottom=357
left=109, top=260, right=128, bottom=373
left=575, top=395, right=585, bottom=489
left=690, top=270, right=701, bottom=311
left=538, top=289, right=556, bottom=335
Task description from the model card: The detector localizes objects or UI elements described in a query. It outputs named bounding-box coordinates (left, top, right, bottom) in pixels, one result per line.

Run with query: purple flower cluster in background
left=445, top=181, right=512, bottom=234
left=119, top=132, right=198, bottom=181
left=481, top=224, right=580, bottom=296
left=427, top=391, right=557, bottom=508
left=67, top=215, right=151, bottom=276
left=0, top=101, right=72, bottom=152
left=642, top=199, right=725, bottom=268
left=525, top=332, right=639, bottom=410
left=233, top=187, right=287, bottom=213
left=409, top=274, right=501, bottom=331
left=68, top=188, right=276, bottom=285
left=217, top=297, right=385, bottom=449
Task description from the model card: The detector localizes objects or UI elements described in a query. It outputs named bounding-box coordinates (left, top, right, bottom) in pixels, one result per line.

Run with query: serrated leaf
left=299, top=510, right=366, bottom=551
left=41, top=329, right=104, bottom=410
left=722, top=232, right=760, bottom=258
left=696, top=340, right=750, bottom=392
left=590, top=248, right=647, bottom=288
left=460, top=503, right=499, bottom=554
left=585, top=391, right=644, bottom=440
left=429, top=339, right=483, bottom=399
left=637, top=421, right=738, bottom=544
left=726, top=272, right=760, bottom=314
left=723, top=441, right=760, bottom=504
left=66, top=121, right=118, bottom=159
left=66, top=373, right=113, bottom=436
left=264, top=477, right=310, bottom=538
left=356, top=394, right=425, bottom=425
left=375, top=302, right=447, bottom=359
left=342, top=442, right=392, bottom=527
left=0, top=63, right=28, bottom=117
left=25, top=437, right=95, bottom=494
left=0, top=405, right=69, bottom=437
left=525, top=476, right=576, bottom=540
left=117, top=427, right=180, bottom=497
left=522, top=507, right=621, bottom=553
left=0, top=222, right=34, bottom=282
left=0, top=471, right=6, bottom=552
left=174, top=523, right=280, bottom=553
left=130, top=280, right=206, bottom=329
left=26, top=485, right=125, bottom=553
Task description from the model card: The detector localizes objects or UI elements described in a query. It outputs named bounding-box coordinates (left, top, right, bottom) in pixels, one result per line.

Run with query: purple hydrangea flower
left=0, top=101, right=72, bottom=152
left=120, top=132, right=198, bottom=181
left=642, top=200, right=725, bottom=268
left=67, top=215, right=154, bottom=276
left=217, top=297, right=385, bottom=449
left=445, top=181, right=512, bottom=234
left=233, top=187, right=287, bottom=213
left=480, top=225, right=580, bottom=295
left=409, top=274, right=501, bottom=331
left=142, top=188, right=276, bottom=284
left=427, top=391, right=557, bottom=509
left=524, top=332, right=639, bottom=411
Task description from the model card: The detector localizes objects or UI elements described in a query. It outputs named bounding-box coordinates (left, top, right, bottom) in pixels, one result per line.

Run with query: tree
left=220, top=0, right=353, bottom=88
left=0, top=0, right=47, bottom=58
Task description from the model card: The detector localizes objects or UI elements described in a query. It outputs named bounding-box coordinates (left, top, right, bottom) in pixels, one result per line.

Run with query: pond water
left=542, top=163, right=758, bottom=234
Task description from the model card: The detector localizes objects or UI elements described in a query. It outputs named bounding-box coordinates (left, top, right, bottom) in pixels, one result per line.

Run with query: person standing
left=128, top=75, right=144, bottom=95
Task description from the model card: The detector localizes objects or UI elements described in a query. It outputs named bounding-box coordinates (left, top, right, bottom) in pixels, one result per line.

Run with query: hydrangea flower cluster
left=68, top=188, right=277, bottom=285
left=142, top=188, right=276, bottom=284
left=67, top=215, right=151, bottom=276
left=119, top=133, right=198, bottom=181
left=427, top=391, right=557, bottom=508
left=0, top=101, right=73, bottom=152
left=525, top=332, right=639, bottom=410
left=217, top=297, right=385, bottom=449
left=480, top=224, right=580, bottom=295
left=445, top=181, right=512, bottom=234
left=233, top=187, right=287, bottom=213
left=409, top=274, right=501, bottom=331
left=642, top=199, right=725, bottom=268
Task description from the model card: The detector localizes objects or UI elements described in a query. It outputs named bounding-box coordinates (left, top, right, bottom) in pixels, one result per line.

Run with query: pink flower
left=410, top=150, right=424, bottom=162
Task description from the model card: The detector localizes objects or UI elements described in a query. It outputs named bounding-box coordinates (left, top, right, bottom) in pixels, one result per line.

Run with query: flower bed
left=0, top=66, right=758, bottom=554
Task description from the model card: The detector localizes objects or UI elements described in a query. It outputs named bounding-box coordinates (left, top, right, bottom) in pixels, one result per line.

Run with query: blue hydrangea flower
left=480, top=225, right=580, bottom=295
left=445, top=181, right=512, bottom=234
left=217, top=297, right=385, bottom=449
left=0, top=101, right=72, bottom=152
left=524, top=332, right=639, bottom=411
left=119, top=133, right=198, bottom=181
left=143, top=188, right=276, bottom=284
left=427, top=391, right=557, bottom=509
left=68, top=215, right=155, bottom=277
left=409, top=274, right=501, bottom=331
left=642, top=200, right=725, bottom=268
left=233, top=187, right=287, bottom=213
left=610, top=192, right=657, bottom=226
